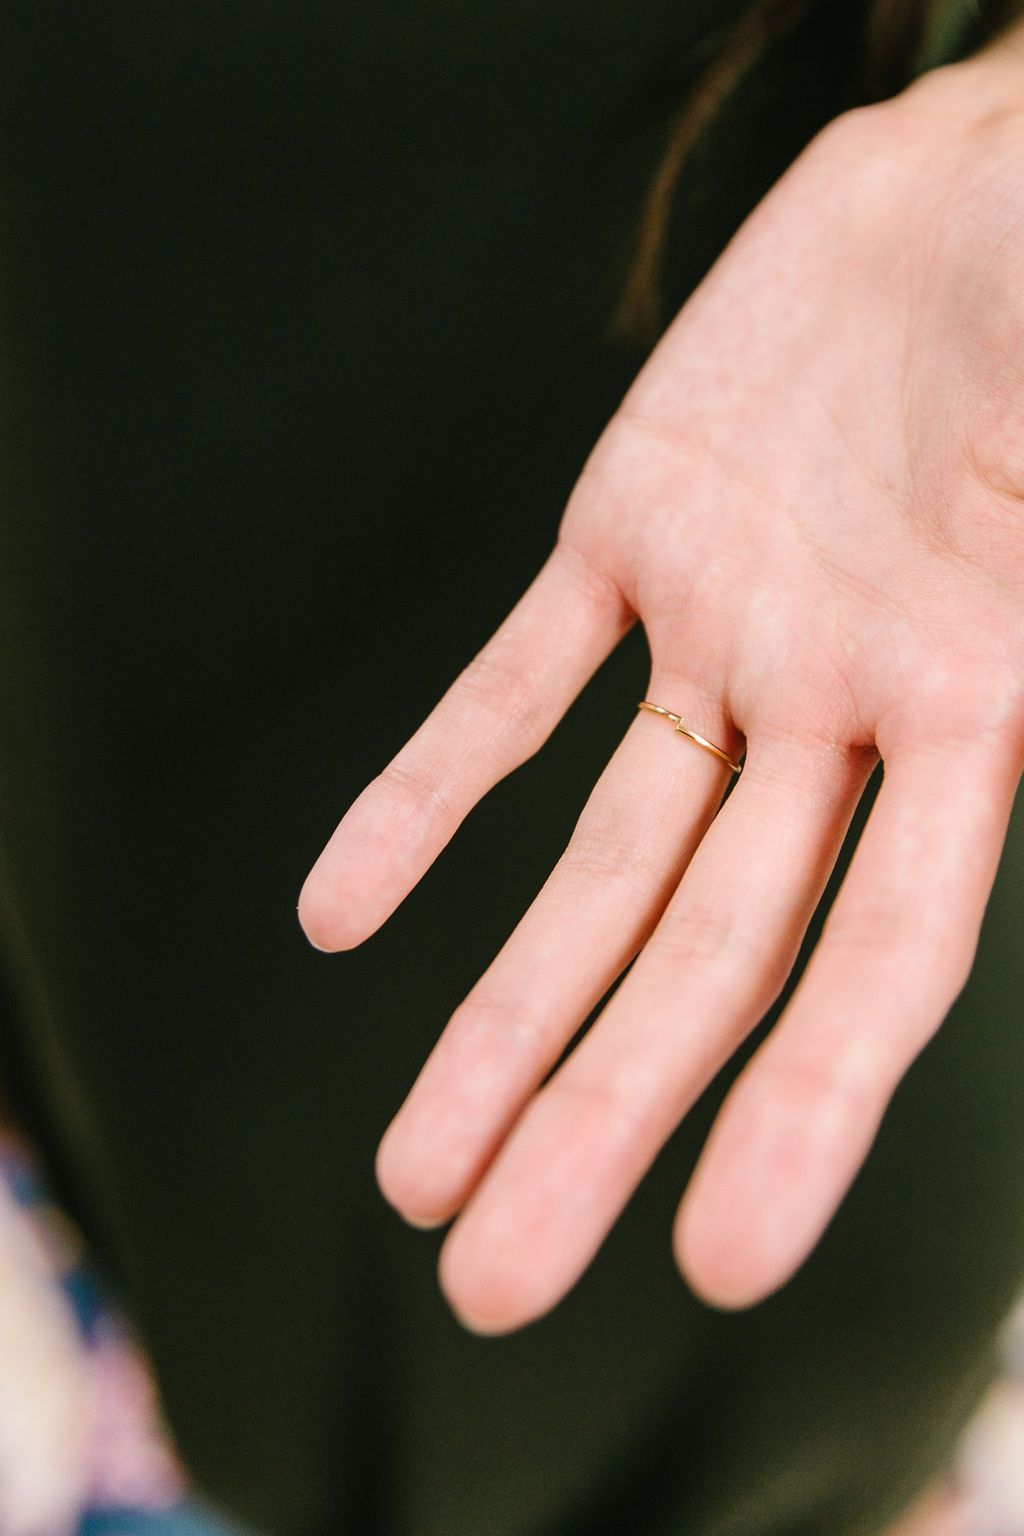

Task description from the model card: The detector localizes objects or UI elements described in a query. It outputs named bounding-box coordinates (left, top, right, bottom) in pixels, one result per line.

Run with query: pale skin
left=299, top=25, right=1024, bottom=1338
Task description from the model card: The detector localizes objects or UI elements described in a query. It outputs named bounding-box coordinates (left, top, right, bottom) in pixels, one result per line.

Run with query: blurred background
left=0, top=1121, right=1021, bottom=1536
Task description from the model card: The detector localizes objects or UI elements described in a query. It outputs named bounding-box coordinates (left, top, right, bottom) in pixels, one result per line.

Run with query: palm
left=300, top=70, right=1024, bottom=1332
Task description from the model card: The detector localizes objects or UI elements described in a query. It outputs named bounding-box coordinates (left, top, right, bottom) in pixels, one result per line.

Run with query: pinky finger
left=676, top=734, right=1022, bottom=1309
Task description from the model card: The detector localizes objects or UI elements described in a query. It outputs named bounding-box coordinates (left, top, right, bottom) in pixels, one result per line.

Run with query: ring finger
left=376, top=681, right=744, bottom=1226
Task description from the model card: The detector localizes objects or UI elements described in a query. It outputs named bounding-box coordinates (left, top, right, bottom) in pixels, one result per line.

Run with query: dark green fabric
left=1, top=4, right=1023, bottom=1534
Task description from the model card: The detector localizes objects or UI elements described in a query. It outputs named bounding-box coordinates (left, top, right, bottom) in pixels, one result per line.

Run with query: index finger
left=298, top=542, right=632, bottom=951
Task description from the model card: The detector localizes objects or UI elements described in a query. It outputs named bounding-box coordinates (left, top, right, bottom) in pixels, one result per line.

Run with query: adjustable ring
left=637, top=699, right=742, bottom=774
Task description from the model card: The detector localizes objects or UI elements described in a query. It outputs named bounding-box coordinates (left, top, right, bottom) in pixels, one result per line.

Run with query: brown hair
left=612, top=0, right=1008, bottom=343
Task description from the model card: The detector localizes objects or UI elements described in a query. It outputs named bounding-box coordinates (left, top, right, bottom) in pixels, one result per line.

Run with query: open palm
left=300, top=55, right=1024, bottom=1333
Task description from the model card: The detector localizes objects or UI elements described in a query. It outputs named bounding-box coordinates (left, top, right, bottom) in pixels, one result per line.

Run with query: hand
left=300, top=38, right=1024, bottom=1333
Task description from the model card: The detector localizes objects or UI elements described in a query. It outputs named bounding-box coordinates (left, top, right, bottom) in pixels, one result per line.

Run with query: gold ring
left=637, top=699, right=742, bottom=774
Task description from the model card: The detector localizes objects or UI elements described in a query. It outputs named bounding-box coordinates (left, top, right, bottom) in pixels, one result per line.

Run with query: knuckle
left=376, top=758, right=459, bottom=831
left=642, top=904, right=790, bottom=1011
left=821, top=904, right=901, bottom=952
left=645, top=908, right=731, bottom=966
left=759, top=1047, right=880, bottom=1123
left=881, top=683, right=1024, bottom=759
left=449, top=989, right=547, bottom=1054
left=559, top=825, right=660, bottom=885
left=455, top=647, right=543, bottom=746
left=553, top=539, right=628, bottom=620
left=823, top=904, right=924, bottom=955
left=541, top=1071, right=641, bottom=1137
left=645, top=904, right=758, bottom=969
left=823, top=905, right=972, bottom=990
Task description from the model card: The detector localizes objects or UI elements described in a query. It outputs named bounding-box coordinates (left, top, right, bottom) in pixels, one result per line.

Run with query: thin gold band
left=637, top=699, right=743, bottom=774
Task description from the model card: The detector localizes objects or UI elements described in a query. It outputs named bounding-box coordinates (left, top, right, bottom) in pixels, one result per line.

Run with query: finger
left=298, top=543, right=632, bottom=951
left=675, top=736, right=1021, bottom=1310
left=437, top=736, right=871, bottom=1334
left=375, top=692, right=741, bottom=1227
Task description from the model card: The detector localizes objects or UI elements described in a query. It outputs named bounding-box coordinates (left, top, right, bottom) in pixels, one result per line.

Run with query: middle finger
left=438, top=732, right=872, bottom=1332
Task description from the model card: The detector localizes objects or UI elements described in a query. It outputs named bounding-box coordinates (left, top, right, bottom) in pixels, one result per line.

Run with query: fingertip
left=674, top=1241, right=778, bottom=1312
left=375, top=1121, right=459, bottom=1230
left=297, top=909, right=340, bottom=954
left=296, top=873, right=345, bottom=952
left=672, top=1189, right=786, bottom=1313
left=446, top=1301, right=520, bottom=1337
left=296, top=860, right=378, bottom=952
left=437, top=1221, right=541, bottom=1338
